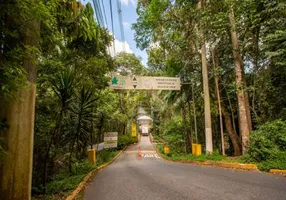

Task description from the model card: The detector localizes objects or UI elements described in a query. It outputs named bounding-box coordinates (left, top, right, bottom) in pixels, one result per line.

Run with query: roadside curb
left=65, top=147, right=127, bottom=200
left=269, top=169, right=286, bottom=174
left=152, top=143, right=258, bottom=171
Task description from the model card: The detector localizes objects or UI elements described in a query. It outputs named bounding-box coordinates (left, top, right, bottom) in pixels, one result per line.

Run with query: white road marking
left=142, top=154, right=160, bottom=158
left=125, top=150, right=156, bottom=154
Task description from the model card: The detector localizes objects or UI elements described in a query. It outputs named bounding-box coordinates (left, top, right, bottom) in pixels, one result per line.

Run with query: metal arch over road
left=83, top=137, right=286, bottom=200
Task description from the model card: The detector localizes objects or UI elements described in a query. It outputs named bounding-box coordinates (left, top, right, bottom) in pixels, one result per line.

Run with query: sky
left=85, top=0, right=148, bottom=66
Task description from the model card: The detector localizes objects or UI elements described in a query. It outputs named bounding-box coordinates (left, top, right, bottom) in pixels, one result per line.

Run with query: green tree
left=114, top=52, right=146, bottom=75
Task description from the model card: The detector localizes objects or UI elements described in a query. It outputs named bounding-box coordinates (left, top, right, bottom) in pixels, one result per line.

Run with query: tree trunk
left=211, top=47, right=225, bottom=155
left=0, top=19, right=39, bottom=200
left=42, top=108, right=65, bottom=193
left=251, top=24, right=261, bottom=126
left=181, top=105, right=191, bottom=153
left=226, top=91, right=238, bottom=136
left=221, top=105, right=242, bottom=156
left=187, top=101, right=193, bottom=144
left=242, top=73, right=253, bottom=131
left=90, top=106, right=94, bottom=149
left=199, top=0, right=213, bottom=154
left=122, top=123, right=126, bottom=135
left=68, top=140, right=75, bottom=173
left=229, top=7, right=250, bottom=154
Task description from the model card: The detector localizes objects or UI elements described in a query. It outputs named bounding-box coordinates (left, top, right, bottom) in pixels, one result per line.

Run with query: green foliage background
left=245, top=120, right=286, bottom=171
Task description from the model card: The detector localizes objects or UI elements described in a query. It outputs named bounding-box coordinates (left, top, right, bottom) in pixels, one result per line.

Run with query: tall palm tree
left=67, top=87, right=97, bottom=172
left=42, top=70, right=75, bottom=193
left=163, top=85, right=191, bottom=153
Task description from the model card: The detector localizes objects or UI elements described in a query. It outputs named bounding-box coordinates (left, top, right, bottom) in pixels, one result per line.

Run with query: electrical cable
left=101, top=0, right=109, bottom=29
left=109, top=0, right=116, bottom=55
left=117, top=0, right=126, bottom=52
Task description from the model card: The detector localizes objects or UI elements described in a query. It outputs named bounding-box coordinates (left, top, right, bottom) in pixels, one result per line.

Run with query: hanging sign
left=110, top=76, right=181, bottom=90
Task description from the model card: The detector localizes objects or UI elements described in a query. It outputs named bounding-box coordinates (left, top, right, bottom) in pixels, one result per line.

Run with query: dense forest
left=133, top=0, right=286, bottom=158
left=0, top=0, right=285, bottom=199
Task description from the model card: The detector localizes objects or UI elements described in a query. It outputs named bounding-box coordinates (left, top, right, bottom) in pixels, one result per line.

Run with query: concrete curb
left=65, top=147, right=126, bottom=200
left=269, top=169, right=286, bottom=174
left=152, top=143, right=258, bottom=171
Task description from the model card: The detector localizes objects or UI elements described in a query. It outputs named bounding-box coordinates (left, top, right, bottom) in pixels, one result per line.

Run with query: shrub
left=96, top=149, right=117, bottom=166
left=72, top=160, right=96, bottom=175
left=151, top=133, right=164, bottom=143
left=117, top=134, right=138, bottom=149
left=258, top=152, right=286, bottom=171
left=163, top=116, right=184, bottom=153
left=246, top=120, right=286, bottom=170
left=46, top=174, right=86, bottom=194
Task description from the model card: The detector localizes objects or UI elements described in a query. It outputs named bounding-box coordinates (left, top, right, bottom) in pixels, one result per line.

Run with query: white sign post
left=110, top=76, right=181, bottom=90
left=104, top=132, right=118, bottom=148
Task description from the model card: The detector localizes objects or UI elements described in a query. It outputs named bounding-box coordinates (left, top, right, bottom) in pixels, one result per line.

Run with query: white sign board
left=110, top=76, right=181, bottom=90
left=91, top=142, right=104, bottom=151
left=97, top=142, right=104, bottom=151
left=104, top=132, right=118, bottom=148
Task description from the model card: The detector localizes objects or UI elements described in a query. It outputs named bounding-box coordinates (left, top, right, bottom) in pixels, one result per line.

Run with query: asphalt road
left=83, top=136, right=286, bottom=200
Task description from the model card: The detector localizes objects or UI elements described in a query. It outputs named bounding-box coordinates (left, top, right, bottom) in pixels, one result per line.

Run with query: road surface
left=83, top=136, right=286, bottom=200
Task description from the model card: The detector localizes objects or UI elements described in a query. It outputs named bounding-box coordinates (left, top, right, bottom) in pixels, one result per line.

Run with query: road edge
left=65, top=147, right=126, bottom=200
left=269, top=169, right=286, bottom=174
left=152, top=142, right=258, bottom=171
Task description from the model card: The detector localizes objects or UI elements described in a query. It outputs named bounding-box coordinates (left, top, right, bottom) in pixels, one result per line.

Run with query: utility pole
left=199, top=0, right=213, bottom=154
left=0, top=19, right=40, bottom=200
left=192, top=83, right=198, bottom=143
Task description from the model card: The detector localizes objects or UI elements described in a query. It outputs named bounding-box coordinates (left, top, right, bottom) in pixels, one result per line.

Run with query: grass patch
left=47, top=174, right=86, bottom=194
left=33, top=149, right=120, bottom=200
left=156, top=144, right=246, bottom=164
left=96, top=149, right=120, bottom=166
left=151, top=133, right=164, bottom=143
left=156, top=144, right=286, bottom=172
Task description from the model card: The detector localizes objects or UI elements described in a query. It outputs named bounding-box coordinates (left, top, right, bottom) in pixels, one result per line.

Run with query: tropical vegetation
left=0, top=0, right=285, bottom=199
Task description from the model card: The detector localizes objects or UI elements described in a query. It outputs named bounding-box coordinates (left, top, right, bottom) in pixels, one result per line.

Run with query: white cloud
left=120, top=0, right=137, bottom=6
left=123, top=22, right=131, bottom=30
left=108, top=38, right=133, bottom=57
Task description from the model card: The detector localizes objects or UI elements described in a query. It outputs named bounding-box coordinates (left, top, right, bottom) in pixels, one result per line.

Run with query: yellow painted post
left=195, top=144, right=202, bottom=156
left=88, top=149, right=96, bottom=164
left=164, top=146, right=170, bottom=154
left=132, top=122, right=137, bottom=137
left=192, top=144, right=197, bottom=155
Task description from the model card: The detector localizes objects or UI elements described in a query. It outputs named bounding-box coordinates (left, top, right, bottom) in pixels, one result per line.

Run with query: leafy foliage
left=114, top=52, right=146, bottom=75
left=163, top=116, right=184, bottom=153
left=41, top=149, right=119, bottom=196
left=1, top=1, right=286, bottom=198
left=246, top=120, right=286, bottom=170
left=157, top=144, right=225, bottom=162
left=117, top=134, right=138, bottom=149
left=67, top=87, right=97, bottom=158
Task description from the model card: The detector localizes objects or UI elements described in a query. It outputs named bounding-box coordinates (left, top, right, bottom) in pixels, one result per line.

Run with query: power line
left=101, top=0, right=109, bottom=29
left=98, top=0, right=111, bottom=55
left=92, top=0, right=104, bottom=27
left=109, top=0, right=116, bottom=55
left=117, top=0, right=126, bottom=52
left=97, top=0, right=104, bottom=27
